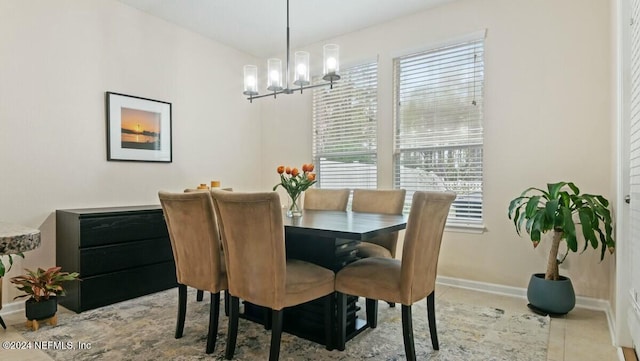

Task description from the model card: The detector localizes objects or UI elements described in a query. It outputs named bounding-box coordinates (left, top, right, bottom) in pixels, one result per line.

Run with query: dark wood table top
left=283, top=210, right=407, bottom=241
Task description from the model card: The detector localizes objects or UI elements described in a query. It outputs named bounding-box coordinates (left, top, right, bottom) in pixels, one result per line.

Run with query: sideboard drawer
left=79, top=213, right=168, bottom=247
left=77, top=261, right=177, bottom=312
left=80, top=237, right=173, bottom=277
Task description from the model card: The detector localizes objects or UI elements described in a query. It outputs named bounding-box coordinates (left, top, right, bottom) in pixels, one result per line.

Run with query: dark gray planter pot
left=527, top=273, right=575, bottom=315
left=25, top=296, right=57, bottom=321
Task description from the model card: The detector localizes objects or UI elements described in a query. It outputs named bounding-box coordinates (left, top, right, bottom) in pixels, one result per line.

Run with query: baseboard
left=0, top=299, right=25, bottom=317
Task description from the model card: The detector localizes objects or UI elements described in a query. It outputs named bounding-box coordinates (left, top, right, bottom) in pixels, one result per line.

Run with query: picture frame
left=106, top=92, right=172, bottom=162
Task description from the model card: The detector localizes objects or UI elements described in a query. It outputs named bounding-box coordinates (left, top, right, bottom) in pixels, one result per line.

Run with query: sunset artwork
left=120, top=107, right=161, bottom=150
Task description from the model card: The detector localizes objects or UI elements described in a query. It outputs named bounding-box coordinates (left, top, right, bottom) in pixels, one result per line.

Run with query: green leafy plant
left=10, top=266, right=80, bottom=302
left=507, top=181, right=615, bottom=280
left=0, top=253, right=24, bottom=277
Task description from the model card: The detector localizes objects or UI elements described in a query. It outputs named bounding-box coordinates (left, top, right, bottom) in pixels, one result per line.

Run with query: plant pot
left=527, top=273, right=575, bottom=315
left=25, top=296, right=57, bottom=321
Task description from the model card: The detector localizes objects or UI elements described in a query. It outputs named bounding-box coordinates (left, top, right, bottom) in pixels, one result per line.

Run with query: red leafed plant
left=10, top=266, right=80, bottom=302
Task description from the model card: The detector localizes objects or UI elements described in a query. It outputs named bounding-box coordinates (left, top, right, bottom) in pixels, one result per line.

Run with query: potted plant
left=507, top=181, right=615, bottom=315
left=10, top=266, right=79, bottom=323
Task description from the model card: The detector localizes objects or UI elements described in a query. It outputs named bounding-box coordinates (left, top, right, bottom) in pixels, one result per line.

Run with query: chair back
left=400, top=191, right=456, bottom=304
left=352, top=189, right=406, bottom=215
left=158, top=191, right=226, bottom=293
left=303, top=188, right=350, bottom=211
left=352, top=189, right=406, bottom=257
left=211, top=190, right=287, bottom=309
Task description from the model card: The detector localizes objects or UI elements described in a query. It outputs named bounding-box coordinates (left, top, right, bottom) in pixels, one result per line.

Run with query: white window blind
left=393, top=39, right=484, bottom=224
left=312, top=62, right=378, bottom=189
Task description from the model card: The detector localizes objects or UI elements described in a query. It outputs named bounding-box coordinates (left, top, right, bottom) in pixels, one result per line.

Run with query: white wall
left=261, top=0, right=615, bottom=299
left=0, top=0, right=261, bottom=303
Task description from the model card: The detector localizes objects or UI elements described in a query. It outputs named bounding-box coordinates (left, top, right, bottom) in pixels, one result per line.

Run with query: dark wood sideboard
left=56, top=205, right=177, bottom=312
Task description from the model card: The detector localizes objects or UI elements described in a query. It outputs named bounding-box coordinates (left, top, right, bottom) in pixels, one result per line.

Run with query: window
left=312, top=62, right=378, bottom=189
left=393, top=39, right=484, bottom=225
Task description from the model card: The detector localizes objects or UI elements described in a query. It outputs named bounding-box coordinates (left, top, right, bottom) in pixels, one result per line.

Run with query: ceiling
left=118, top=0, right=453, bottom=58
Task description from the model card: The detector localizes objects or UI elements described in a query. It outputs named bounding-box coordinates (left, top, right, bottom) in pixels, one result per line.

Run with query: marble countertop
left=0, top=222, right=41, bottom=255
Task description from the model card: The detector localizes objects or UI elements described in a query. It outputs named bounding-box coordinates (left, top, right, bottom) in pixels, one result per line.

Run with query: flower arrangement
left=273, top=163, right=317, bottom=216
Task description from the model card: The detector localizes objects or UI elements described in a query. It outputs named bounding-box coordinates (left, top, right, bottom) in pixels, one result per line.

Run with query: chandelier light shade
left=267, top=58, right=283, bottom=92
left=242, top=0, right=340, bottom=102
left=243, top=65, right=258, bottom=96
left=322, top=44, right=340, bottom=82
left=293, top=51, right=310, bottom=86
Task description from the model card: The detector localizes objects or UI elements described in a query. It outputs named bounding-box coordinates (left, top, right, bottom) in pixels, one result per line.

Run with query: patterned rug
left=15, top=288, right=549, bottom=360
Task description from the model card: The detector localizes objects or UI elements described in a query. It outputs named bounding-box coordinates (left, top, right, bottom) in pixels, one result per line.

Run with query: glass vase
left=287, top=196, right=302, bottom=218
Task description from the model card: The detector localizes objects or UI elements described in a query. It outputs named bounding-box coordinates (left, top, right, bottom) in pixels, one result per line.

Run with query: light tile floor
left=0, top=285, right=621, bottom=361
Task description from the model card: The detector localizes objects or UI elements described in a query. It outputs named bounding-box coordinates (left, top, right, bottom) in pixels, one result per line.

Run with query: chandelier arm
left=246, top=81, right=338, bottom=101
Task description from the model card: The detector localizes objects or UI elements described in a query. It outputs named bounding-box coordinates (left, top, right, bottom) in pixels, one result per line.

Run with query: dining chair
left=211, top=190, right=335, bottom=361
left=183, top=187, right=232, bottom=305
left=335, top=191, right=456, bottom=360
left=352, top=188, right=406, bottom=259
left=158, top=191, right=228, bottom=354
left=351, top=188, right=406, bottom=308
left=303, top=188, right=350, bottom=211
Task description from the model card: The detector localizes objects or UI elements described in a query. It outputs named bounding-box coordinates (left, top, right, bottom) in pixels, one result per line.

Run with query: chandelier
left=242, top=0, right=340, bottom=103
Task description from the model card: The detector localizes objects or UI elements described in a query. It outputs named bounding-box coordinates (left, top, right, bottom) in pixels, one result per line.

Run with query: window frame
left=392, top=38, right=485, bottom=229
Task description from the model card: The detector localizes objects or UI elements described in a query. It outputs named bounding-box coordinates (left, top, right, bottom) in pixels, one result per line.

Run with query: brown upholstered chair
left=335, top=191, right=456, bottom=360
left=158, top=191, right=228, bottom=354
left=352, top=189, right=406, bottom=259
left=211, top=190, right=335, bottom=361
left=303, top=188, right=350, bottom=211
left=183, top=187, right=232, bottom=304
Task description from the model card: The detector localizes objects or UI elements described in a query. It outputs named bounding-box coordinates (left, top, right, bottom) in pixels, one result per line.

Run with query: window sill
left=445, top=223, right=486, bottom=234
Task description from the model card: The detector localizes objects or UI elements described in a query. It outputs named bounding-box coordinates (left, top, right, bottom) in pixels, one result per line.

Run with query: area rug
left=15, top=288, right=549, bottom=360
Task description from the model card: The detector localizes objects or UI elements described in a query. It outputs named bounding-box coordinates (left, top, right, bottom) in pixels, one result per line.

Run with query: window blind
left=312, top=62, right=378, bottom=189
left=393, top=39, right=484, bottom=224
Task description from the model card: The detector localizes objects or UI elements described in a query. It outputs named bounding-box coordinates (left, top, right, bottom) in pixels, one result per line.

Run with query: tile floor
left=0, top=284, right=621, bottom=361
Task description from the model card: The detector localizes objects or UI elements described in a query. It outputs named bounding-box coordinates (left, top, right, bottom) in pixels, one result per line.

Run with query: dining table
left=242, top=209, right=408, bottom=349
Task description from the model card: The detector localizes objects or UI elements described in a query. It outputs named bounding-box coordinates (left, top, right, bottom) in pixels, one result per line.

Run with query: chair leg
left=366, top=298, right=378, bottom=328
left=206, top=292, right=221, bottom=354
left=265, top=307, right=272, bottom=330
left=427, top=291, right=439, bottom=350
left=269, top=309, right=284, bottom=361
left=401, top=305, right=416, bottom=361
left=0, top=315, right=6, bottom=329
left=196, top=290, right=204, bottom=302
left=175, top=284, right=187, bottom=338
left=336, top=292, right=347, bottom=351
left=225, top=296, right=240, bottom=360
left=224, top=290, right=230, bottom=317
left=323, top=294, right=334, bottom=351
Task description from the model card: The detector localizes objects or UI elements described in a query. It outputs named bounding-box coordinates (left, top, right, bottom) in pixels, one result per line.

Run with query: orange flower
left=307, top=173, right=316, bottom=181
left=307, top=164, right=315, bottom=172
left=285, top=167, right=291, bottom=174
left=291, top=168, right=299, bottom=177
left=302, top=163, right=309, bottom=172
left=277, top=165, right=285, bottom=174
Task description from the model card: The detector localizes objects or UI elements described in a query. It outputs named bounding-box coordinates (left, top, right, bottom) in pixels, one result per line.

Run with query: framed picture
left=106, top=92, right=172, bottom=162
